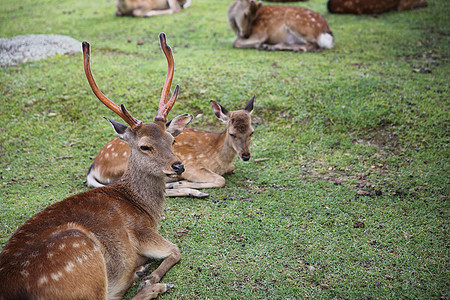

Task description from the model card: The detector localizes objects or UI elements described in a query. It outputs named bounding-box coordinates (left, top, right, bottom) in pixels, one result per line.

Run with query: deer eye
left=229, top=133, right=236, bottom=138
left=249, top=132, right=254, bottom=137
left=140, top=145, right=153, bottom=151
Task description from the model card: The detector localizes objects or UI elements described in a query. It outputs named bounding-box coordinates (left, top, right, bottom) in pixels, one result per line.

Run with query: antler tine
left=82, top=41, right=142, bottom=130
left=155, top=33, right=178, bottom=122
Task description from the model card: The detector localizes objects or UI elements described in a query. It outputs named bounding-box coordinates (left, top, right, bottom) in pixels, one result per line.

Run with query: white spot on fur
left=21, top=260, right=30, bottom=267
left=105, top=153, right=109, bottom=158
left=50, top=271, right=63, bottom=281
left=47, top=252, right=54, bottom=258
left=38, top=276, right=48, bottom=285
left=113, top=152, right=118, bottom=157
left=72, top=242, right=80, bottom=248
left=123, top=151, right=128, bottom=157
left=75, top=256, right=83, bottom=263
left=58, top=243, right=65, bottom=250
left=20, top=269, right=29, bottom=277
left=107, top=144, right=112, bottom=149
left=65, top=261, right=75, bottom=273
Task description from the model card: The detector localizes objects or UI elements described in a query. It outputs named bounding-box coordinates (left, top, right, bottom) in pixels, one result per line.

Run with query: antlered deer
left=116, top=0, right=191, bottom=17
left=87, top=97, right=255, bottom=198
left=228, top=0, right=334, bottom=52
left=0, top=33, right=191, bottom=299
left=327, top=0, right=427, bottom=14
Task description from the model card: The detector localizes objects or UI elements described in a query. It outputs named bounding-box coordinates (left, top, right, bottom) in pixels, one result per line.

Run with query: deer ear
left=210, top=100, right=229, bottom=122
left=105, top=117, right=129, bottom=139
left=244, top=95, right=255, bottom=114
left=166, top=114, right=193, bottom=137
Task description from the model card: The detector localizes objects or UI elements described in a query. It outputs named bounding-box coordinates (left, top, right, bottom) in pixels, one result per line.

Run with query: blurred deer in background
left=116, top=0, right=191, bottom=17
left=87, top=97, right=255, bottom=198
left=228, top=0, right=334, bottom=52
left=0, top=33, right=191, bottom=300
left=327, top=0, right=427, bottom=14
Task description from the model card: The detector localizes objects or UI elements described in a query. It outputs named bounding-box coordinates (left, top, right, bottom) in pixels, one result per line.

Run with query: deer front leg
left=165, top=188, right=209, bottom=198
left=397, top=0, right=428, bottom=10
left=139, top=233, right=181, bottom=285
left=131, top=283, right=174, bottom=300
left=232, top=37, right=265, bottom=50
left=167, top=168, right=226, bottom=190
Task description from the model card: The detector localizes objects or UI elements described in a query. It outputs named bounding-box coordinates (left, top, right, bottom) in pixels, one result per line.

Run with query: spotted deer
left=116, top=0, right=191, bottom=17
left=87, top=96, right=255, bottom=198
left=327, top=0, right=427, bottom=14
left=0, top=33, right=191, bottom=300
left=228, top=0, right=334, bottom=52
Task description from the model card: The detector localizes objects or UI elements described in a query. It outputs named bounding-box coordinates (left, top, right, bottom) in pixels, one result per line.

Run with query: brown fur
left=327, top=0, right=427, bottom=14
left=228, top=0, right=334, bottom=52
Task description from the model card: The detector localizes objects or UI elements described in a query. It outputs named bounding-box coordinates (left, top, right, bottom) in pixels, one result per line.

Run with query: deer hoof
left=197, top=192, right=209, bottom=198
left=165, top=283, right=175, bottom=291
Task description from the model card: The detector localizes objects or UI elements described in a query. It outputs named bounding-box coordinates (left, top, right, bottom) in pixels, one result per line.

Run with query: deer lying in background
left=116, top=0, right=191, bottom=17
left=265, top=0, right=308, bottom=2
left=327, top=0, right=427, bottom=14
left=228, top=0, right=334, bottom=52
left=0, top=33, right=190, bottom=300
left=87, top=96, right=255, bottom=198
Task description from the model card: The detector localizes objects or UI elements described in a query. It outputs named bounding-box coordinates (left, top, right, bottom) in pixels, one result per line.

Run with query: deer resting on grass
left=327, top=0, right=427, bottom=14
left=116, top=0, right=191, bottom=17
left=87, top=97, right=255, bottom=198
left=0, top=33, right=190, bottom=300
left=228, top=0, right=334, bottom=52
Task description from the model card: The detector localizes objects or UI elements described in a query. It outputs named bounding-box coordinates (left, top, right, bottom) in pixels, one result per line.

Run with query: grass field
left=0, top=0, right=448, bottom=298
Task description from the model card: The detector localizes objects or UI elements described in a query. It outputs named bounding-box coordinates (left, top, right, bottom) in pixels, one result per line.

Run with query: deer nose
left=242, top=153, right=251, bottom=161
left=172, top=162, right=185, bottom=175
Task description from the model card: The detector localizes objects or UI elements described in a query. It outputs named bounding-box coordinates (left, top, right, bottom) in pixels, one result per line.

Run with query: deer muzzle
left=171, top=162, right=185, bottom=175
left=241, top=153, right=251, bottom=161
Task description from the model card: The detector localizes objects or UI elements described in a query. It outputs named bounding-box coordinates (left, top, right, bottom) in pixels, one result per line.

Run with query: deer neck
left=116, top=159, right=166, bottom=221
left=218, top=128, right=238, bottom=165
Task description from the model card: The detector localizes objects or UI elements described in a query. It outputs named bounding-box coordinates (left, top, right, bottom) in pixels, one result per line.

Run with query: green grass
left=1, top=0, right=448, bottom=298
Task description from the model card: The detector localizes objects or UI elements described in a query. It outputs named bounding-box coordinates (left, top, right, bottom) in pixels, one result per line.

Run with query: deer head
left=230, top=0, right=262, bottom=38
left=210, top=96, right=255, bottom=161
left=82, top=33, right=192, bottom=180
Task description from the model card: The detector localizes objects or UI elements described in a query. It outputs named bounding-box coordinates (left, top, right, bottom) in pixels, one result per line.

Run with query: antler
left=154, top=33, right=180, bottom=122
left=82, top=41, right=142, bottom=130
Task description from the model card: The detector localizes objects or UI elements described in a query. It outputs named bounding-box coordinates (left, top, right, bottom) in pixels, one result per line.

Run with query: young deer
left=327, top=0, right=427, bottom=14
left=0, top=33, right=191, bottom=300
left=87, top=97, right=255, bottom=198
left=228, top=0, right=334, bottom=52
left=116, top=0, right=191, bottom=17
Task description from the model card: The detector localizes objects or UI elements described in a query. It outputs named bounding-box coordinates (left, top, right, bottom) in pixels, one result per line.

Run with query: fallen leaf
left=174, top=231, right=188, bottom=237
left=357, top=190, right=370, bottom=196
left=354, top=221, right=365, bottom=228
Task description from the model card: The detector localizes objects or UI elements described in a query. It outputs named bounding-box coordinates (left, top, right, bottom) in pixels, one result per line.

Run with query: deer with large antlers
left=0, top=33, right=190, bottom=299
left=228, top=0, right=334, bottom=52
left=116, top=0, right=191, bottom=17
left=327, top=0, right=427, bottom=14
left=87, top=96, right=255, bottom=198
